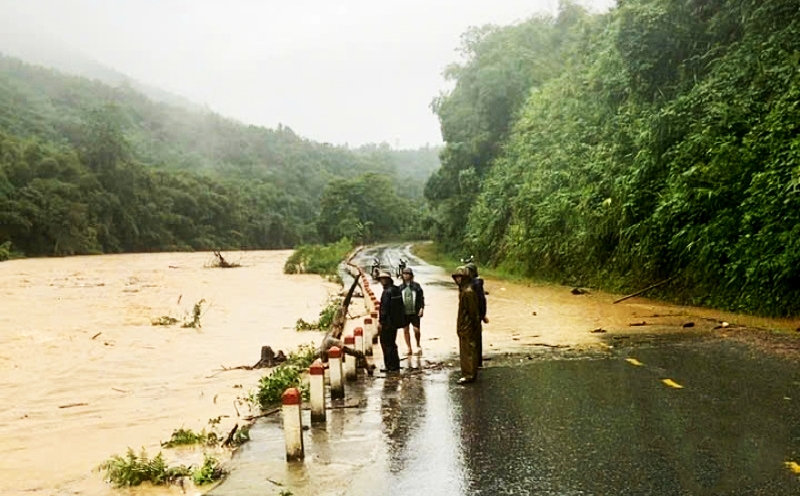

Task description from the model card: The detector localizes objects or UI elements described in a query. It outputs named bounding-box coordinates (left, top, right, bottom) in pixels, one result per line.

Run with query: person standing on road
left=452, top=266, right=480, bottom=384
left=466, top=262, right=488, bottom=367
left=399, top=267, right=425, bottom=356
left=378, top=271, right=404, bottom=372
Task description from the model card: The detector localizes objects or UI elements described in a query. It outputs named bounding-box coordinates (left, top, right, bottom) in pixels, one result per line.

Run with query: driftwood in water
left=613, top=276, right=677, bottom=304
left=222, top=423, right=239, bottom=448
left=212, top=251, right=240, bottom=268
left=253, top=346, right=287, bottom=369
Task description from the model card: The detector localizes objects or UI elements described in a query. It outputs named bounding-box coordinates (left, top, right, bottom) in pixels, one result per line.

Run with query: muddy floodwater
left=0, top=251, right=336, bottom=496
left=2, top=247, right=799, bottom=496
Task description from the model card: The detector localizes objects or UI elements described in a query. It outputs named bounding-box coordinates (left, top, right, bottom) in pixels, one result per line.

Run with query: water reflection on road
left=217, top=336, right=800, bottom=496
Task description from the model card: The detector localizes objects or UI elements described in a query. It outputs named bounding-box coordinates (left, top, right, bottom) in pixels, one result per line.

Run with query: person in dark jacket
left=399, top=267, right=425, bottom=356
left=453, top=266, right=480, bottom=384
left=465, top=262, right=488, bottom=367
left=378, top=271, right=404, bottom=372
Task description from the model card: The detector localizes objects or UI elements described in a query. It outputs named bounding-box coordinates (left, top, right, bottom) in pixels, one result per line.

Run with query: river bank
left=0, top=251, right=336, bottom=496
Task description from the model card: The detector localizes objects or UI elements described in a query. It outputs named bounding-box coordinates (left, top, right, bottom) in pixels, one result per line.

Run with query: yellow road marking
left=786, top=461, right=800, bottom=474
left=662, top=379, right=684, bottom=389
left=625, top=358, right=643, bottom=366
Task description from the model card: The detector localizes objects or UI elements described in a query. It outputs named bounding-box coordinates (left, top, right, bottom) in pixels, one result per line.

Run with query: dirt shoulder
left=410, top=242, right=800, bottom=360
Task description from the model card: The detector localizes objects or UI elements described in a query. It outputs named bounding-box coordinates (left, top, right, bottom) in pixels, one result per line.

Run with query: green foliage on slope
left=428, top=0, right=800, bottom=316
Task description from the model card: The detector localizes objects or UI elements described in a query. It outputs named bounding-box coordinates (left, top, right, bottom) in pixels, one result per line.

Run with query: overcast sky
left=1, top=0, right=614, bottom=148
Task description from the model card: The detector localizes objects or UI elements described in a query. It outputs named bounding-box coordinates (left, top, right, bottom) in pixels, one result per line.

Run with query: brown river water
left=0, top=251, right=336, bottom=496
left=2, top=248, right=799, bottom=496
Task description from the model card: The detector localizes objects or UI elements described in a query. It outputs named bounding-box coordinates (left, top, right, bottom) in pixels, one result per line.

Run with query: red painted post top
left=282, top=387, right=301, bottom=405
left=309, top=359, right=325, bottom=375
left=364, top=318, right=373, bottom=325
left=344, top=335, right=355, bottom=345
left=354, top=327, right=363, bottom=336
left=329, top=346, right=341, bottom=359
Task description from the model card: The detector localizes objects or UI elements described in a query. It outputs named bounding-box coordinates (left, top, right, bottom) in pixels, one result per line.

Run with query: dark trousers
left=458, top=330, right=478, bottom=381
left=477, top=322, right=483, bottom=367
left=380, top=327, right=400, bottom=370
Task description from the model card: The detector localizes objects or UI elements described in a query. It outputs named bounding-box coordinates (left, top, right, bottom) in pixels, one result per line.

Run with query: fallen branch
left=221, top=423, right=239, bottom=448
left=211, top=251, right=240, bottom=268
left=59, top=402, right=88, bottom=409
left=613, top=276, right=678, bottom=304
left=243, top=406, right=281, bottom=421
left=531, top=343, right=570, bottom=348
left=215, top=364, right=255, bottom=372
left=91, top=332, right=102, bottom=340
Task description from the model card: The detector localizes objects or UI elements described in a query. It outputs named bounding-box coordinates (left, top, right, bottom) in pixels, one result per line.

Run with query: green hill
left=0, top=55, right=439, bottom=256
left=426, top=0, right=800, bottom=316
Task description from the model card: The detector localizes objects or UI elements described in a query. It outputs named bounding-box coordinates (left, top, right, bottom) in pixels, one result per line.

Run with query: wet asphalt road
left=211, top=247, right=800, bottom=495
left=214, top=338, right=800, bottom=496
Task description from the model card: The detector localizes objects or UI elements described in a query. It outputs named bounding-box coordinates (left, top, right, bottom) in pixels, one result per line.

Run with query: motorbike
left=370, top=258, right=381, bottom=281
left=396, top=258, right=407, bottom=278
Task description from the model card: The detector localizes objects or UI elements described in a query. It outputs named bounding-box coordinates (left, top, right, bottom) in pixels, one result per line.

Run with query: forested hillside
left=427, top=0, right=800, bottom=316
left=0, top=55, right=438, bottom=257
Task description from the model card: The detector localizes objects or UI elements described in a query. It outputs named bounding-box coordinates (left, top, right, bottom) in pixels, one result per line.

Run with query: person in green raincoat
left=452, top=265, right=480, bottom=384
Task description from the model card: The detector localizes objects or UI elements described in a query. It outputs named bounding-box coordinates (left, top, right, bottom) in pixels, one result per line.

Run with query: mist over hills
left=0, top=45, right=439, bottom=257
left=0, top=30, right=203, bottom=112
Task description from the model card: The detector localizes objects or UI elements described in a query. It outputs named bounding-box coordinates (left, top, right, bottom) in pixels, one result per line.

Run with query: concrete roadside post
left=370, top=311, right=379, bottom=344
left=329, top=346, right=345, bottom=400
left=282, top=387, right=304, bottom=462
left=344, top=335, right=357, bottom=381
left=362, top=319, right=374, bottom=355
left=309, top=359, right=326, bottom=423
left=354, top=327, right=365, bottom=356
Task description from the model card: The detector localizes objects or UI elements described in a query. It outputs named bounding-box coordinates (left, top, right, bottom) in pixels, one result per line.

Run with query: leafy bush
left=252, top=366, right=305, bottom=409
left=102, top=448, right=225, bottom=487
left=0, top=241, right=12, bottom=261
left=249, top=344, right=315, bottom=409
left=284, top=343, right=317, bottom=369
left=191, top=454, right=226, bottom=485
left=102, top=448, right=191, bottom=487
left=294, top=297, right=341, bottom=331
left=283, top=239, right=353, bottom=276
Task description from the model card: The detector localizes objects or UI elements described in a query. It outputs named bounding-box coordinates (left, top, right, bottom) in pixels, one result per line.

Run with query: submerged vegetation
left=295, top=297, right=341, bottom=331
left=426, top=0, right=800, bottom=316
left=150, top=299, right=206, bottom=328
left=101, top=448, right=224, bottom=488
left=160, top=427, right=217, bottom=449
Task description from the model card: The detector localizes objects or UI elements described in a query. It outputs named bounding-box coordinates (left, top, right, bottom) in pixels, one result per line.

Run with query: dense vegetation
left=0, top=55, right=438, bottom=256
left=283, top=239, right=353, bottom=276
left=427, top=0, right=800, bottom=316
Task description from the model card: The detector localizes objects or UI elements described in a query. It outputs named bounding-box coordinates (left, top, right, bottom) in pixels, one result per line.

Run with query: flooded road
left=0, top=251, right=335, bottom=496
